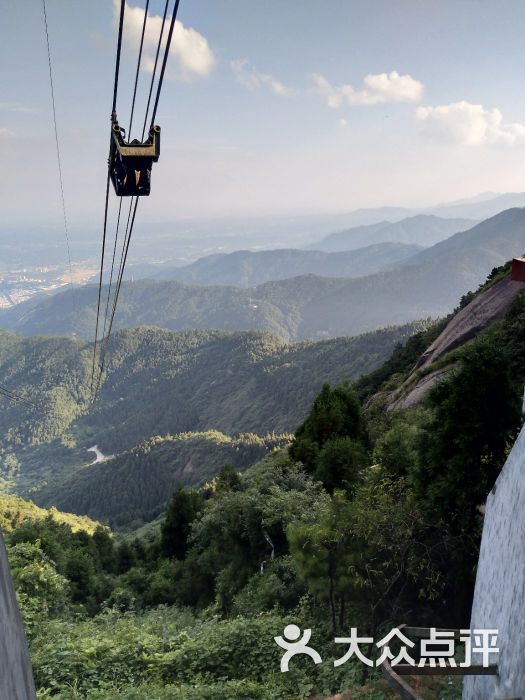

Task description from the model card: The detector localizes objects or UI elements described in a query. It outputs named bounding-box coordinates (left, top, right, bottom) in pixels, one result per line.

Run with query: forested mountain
left=0, top=323, right=421, bottom=499
left=311, top=214, right=474, bottom=252
left=10, top=262, right=525, bottom=699
left=297, top=207, right=525, bottom=337
left=37, top=432, right=291, bottom=529
left=0, top=493, right=100, bottom=534
left=4, top=208, right=524, bottom=342
left=1, top=278, right=301, bottom=340
left=7, top=260, right=525, bottom=700
left=151, top=242, right=422, bottom=286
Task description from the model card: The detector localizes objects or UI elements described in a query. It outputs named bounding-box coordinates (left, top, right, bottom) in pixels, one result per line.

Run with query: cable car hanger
left=109, top=119, right=160, bottom=197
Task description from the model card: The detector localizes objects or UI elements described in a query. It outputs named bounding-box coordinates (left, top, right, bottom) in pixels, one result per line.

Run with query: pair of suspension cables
left=90, top=0, right=181, bottom=400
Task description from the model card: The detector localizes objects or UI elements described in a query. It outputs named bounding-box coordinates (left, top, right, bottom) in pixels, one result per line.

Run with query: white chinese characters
left=274, top=626, right=499, bottom=672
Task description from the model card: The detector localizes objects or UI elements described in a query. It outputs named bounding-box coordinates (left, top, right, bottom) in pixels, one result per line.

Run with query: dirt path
left=87, top=445, right=107, bottom=464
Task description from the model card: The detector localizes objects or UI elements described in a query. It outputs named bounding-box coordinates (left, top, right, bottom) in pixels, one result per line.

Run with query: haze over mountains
left=2, top=196, right=525, bottom=532
left=152, top=242, right=423, bottom=287
left=310, top=215, right=474, bottom=253
left=297, top=207, right=525, bottom=337
left=337, top=191, right=525, bottom=228
left=3, top=207, right=525, bottom=341
left=2, top=191, right=524, bottom=271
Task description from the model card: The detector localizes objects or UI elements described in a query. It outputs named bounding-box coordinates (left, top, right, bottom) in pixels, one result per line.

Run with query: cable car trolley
left=109, top=117, right=161, bottom=197
left=91, top=0, right=182, bottom=399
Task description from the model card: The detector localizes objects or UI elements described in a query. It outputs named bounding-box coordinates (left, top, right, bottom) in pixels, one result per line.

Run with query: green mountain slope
left=0, top=493, right=101, bottom=534
left=153, top=242, right=422, bottom=286
left=37, top=431, right=291, bottom=529
left=1, top=279, right=299, bottom=341
left=0, top=323, right=421, bottom=497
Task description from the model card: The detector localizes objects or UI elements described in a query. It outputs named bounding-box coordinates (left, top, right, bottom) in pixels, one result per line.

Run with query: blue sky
left=2, top=0, right=525, bottom=226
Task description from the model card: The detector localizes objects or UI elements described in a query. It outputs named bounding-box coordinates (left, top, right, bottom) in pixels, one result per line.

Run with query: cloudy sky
left=2, top=0, right=525, bottom=226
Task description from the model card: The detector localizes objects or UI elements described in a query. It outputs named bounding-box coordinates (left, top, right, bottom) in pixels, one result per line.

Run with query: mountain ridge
left=0, top=323, right=422, bottom=501
left=310, top=214, right=475, bottom=252
left=150, top=241, right=422, bottom=287
left=4, top=207, right=523, bottom=342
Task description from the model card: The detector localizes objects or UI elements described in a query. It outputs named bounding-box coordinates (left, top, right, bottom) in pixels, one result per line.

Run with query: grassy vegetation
left=0, top=493, right=100, bottom=534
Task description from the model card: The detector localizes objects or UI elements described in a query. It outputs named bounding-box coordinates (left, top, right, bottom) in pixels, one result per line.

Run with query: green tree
left=160, top=486, right=204, bottom=560
left=215, top=464, right=242, bottom=493
left=317, top=436, right=368, bottom=494
left=373, top=420, right=421, bottom=477
left=414, top=337, right=521, bottom=532
left=289, top=475, right=445, bottom=682
left=288, top=492, right=355, bottom=635
left=116, top=541, right=137, bottom=574
left=92, top=526, right=116, bottom=573
left=8, top=540, right=69, bottom=632
left=65, top=550, right=96, bottom=605
left=290, top=383, right=367, bottom=490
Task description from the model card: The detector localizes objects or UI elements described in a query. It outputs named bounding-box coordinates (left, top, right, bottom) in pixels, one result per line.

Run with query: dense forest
left=3, top=263, right=524, bottom=699
left=0, top=323, right=421, bottom=498
left=38, top=431, right=291, bottom=530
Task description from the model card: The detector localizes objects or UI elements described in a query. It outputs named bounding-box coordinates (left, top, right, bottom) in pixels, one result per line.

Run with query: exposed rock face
left=387, top=365, right=457, bottom=411
left=183, top=459, right=195, bottom=475
left=415, top=276, right=522, bottom=371
left=387, top=274, right=522, bottom=410
left=174, top=458, right=196, bottom=480
left=462, top=422, right=525, bottom=700
left=0, top=533, right=37, bottom=699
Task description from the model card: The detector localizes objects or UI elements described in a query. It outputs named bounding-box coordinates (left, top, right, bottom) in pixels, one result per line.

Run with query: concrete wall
left=0, top=532, right=37, bottom=700
left=463, top=423, right=525, bottom=700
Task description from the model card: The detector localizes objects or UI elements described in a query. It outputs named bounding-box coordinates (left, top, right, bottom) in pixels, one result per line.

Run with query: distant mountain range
left=3, top=207, right=525, bottom=342
left=151, top=241, right=422, bottom=287
left=3, top=192, right=524, bottom=270
left=309, top=215, right=474, bottom=253
left=297, top=207, right=525, bottom=338
left=336, top=191, right=525, bottom=228
left=429, top=191, right=525, bottom=220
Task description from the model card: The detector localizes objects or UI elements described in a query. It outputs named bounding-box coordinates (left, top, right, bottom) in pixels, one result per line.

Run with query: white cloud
left=339, top=118, right=348, bottom=128
left=117, top=0, right=215, bottom=81
left=231, top=59, right=297, bottom=97
left=0, top=128, right=15, bottom=139
left=416, top=101, right=525, bottom=146
left=312, top=70, right=423, bottom=108
left=0, top=102, right=36, bottom=114
left=230, top=63, right=422, bottom=107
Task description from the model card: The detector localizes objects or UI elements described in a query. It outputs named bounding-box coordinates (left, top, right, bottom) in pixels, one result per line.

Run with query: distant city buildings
left=0, top=264, right=95, bottom=308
